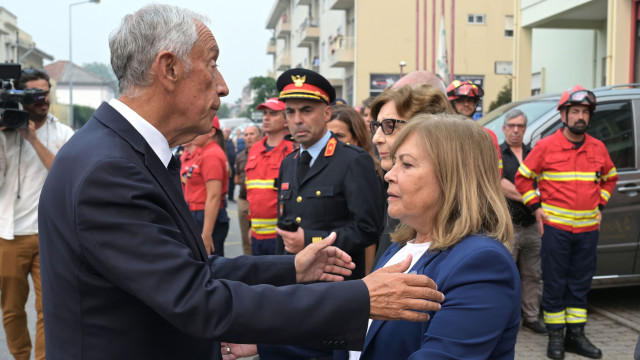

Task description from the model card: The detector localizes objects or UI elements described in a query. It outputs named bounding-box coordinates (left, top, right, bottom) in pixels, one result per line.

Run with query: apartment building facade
left=0, top=7, right=53, bottom=70
left=266, top=0, right=514, bottom=115
left=513, top=0, right=635, bottom=100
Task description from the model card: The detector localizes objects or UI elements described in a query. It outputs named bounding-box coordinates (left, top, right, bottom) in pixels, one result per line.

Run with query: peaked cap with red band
left=277, top=68, right=336, bottom=105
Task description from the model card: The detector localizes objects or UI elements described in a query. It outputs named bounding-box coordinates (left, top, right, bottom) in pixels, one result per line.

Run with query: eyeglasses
left=504, top=123, right=526, bottom=129
left=370, top=118, right=407, bottom=135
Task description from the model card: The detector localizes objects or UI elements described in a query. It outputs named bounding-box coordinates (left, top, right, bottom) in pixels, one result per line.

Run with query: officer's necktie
left=297, top=150, right=312, bottom=184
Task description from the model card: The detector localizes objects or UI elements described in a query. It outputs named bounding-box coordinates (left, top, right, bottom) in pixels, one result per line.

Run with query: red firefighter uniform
left=515, top=129, right=618, bottom=233
left=245, top=137, right=294, bottom=239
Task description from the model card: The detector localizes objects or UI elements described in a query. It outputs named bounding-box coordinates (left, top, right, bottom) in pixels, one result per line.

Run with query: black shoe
left=565, top=326, right=602, bottom=359
left=524, top=320, right=549, bottom=334
left=228, top=198, right=236, bottom=203
left=547, top=329, right=565, bottom=359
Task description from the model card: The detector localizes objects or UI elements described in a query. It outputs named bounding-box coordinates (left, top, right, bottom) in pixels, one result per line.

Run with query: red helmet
left=446, top=80, right=484, bottom=101
left=557, top=85, right=596, bottom=111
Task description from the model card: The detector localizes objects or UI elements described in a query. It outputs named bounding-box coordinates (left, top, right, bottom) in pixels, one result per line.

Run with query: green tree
left=83, top=62, right=118, bottom=95
left=73, top=104, right=96, bottom=128
left=489, top=78, right=512, bottom=112
left=217, top=103, right=231, bottom=118
left=248, top=76, right=277, bottom=109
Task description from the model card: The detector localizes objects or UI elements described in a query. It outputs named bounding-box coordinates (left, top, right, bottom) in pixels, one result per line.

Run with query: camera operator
left=0, top=68, right=74, bottom=360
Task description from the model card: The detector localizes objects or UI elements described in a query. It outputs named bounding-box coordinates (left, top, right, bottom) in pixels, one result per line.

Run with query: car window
left=589, top=101, right=635, bottom=170
left=539, top=101, right=635, bottom=170
left=479, top=100, right=557, bottom=144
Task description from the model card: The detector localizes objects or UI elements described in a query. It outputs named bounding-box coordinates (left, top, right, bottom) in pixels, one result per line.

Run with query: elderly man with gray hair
left=499, top=108, right=547, bottom=334
left=37, top=4, right=445, bottom=360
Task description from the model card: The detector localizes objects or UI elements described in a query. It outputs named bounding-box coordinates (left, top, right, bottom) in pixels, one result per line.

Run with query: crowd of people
left=0, top=3, right=620, bottom=360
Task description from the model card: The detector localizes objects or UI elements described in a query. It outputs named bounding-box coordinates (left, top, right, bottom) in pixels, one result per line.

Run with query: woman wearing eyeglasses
left=370, top=84, right=453, bottom=170
left=369, top=84, right=453, bottom=265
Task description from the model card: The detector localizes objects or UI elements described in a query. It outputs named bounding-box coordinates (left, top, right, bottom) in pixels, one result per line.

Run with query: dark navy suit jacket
left=38, top=103, right=370, bottom=360
left=345, top=234, right=521, bottom=360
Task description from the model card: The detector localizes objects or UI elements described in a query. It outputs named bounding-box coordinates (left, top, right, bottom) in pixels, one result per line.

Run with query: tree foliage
left=249, top=76, right=278, bottom=110
left=489, top=78, right=512, bottom=112
left=217, top=103, right=231, bottom=118
left=73, top=104, right=96, bottom=128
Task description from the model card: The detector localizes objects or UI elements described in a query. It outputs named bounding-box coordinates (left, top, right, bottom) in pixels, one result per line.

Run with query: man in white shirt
left=0, top=68, right=74, bottom=360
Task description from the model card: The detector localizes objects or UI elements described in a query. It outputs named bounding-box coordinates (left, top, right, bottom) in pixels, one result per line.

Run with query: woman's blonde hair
left=389, top=113, right=513, bottom=251
left=370, top=84, right=453, bottom=122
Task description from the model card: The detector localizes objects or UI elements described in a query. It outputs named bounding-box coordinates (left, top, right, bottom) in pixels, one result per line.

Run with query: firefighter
left=446, top=80, right=502, bottom=175
left=515, top=85, right=618, bottom=360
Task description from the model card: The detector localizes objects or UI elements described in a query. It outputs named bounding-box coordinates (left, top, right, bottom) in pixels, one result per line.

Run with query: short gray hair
left=503, top=109, right=528, bottom=125
left=109, top=4, right=208, bottom=96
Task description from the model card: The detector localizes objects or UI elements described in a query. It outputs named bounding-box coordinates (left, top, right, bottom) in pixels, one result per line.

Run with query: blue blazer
left=352, top=234, right=521, bottom=360
left=38, top=103, right=371, bottom=360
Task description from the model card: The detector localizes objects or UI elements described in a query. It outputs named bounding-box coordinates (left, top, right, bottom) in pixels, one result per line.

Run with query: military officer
left=275, top=68, right=384, bottom=281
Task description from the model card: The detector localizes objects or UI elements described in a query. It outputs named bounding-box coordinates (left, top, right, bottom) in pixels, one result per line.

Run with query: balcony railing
left=276, top=51, right=291, bottom=71
left=267, top=38, right=276, bottom=55
left=297, top=18, right=320, bottom=47
left=275, top=14, right=291, bottom=39
left=329, top=36, right=354, bottom=68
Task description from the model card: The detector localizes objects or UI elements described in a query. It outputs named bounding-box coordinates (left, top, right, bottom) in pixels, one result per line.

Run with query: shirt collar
left=109, top=98, right=173, bottom=168
left=300, top=129, right=331, bottom=167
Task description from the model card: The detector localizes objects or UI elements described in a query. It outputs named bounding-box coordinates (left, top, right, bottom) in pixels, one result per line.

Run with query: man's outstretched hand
left=294, top=232, right=355, bottom=283
left=363, top=254, right=445, bottom=322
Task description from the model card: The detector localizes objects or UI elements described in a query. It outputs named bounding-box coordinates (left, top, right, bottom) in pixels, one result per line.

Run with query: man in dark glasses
left=516, top=85, right=617, bottom=360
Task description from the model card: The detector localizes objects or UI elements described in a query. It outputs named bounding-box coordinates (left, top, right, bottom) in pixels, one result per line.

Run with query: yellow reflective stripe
left=566, top=307, right=587, bottom=324
left=601, top=189, right=611, bottom=201
left=498, top=159, right=503, bottom=169
left=538, top=171, right=599, bottom=182
left=541, top=203, right=599, bottom=219
left=252, top=226, right=277, bottom=235
left=601, top=167, right=617, bottom=180
left=246, top=179, right=276, bottom=189
left=251, top=218, right=277, bottom=234
left=251, top=218, right=277, bottom=226
left=518, top=163, right=536, bottom=179
left=522, top=190, right=538, bottom=205
left=546, top=214, right=599, bottom=228
left=544, top=310, right=566, bottom=325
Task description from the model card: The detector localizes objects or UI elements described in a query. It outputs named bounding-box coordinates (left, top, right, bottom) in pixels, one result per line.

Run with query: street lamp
left=399, top=60, right=407, bottom=77
left=69, top=0, right=100, bottom=129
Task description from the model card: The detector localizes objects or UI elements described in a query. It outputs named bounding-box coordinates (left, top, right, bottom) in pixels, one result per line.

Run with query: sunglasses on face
left=370, top=118, right=407, bottom=135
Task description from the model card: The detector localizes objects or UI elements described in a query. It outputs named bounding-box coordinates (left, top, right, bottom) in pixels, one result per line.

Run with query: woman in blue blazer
left=349, top=114, right=521, bottom=360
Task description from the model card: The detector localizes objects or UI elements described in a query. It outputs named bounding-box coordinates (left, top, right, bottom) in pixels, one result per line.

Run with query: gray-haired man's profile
left=37, top=4, right=444, bottom=360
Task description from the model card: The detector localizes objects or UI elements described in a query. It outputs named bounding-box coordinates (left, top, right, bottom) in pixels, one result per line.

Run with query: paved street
left=1, top=198, right=638, bottom=359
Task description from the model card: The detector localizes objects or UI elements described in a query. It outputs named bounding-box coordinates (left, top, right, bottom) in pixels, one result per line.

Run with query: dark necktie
left=167, top=156, right=182, bottom=193
left=297, top=151, right=312, bottom=184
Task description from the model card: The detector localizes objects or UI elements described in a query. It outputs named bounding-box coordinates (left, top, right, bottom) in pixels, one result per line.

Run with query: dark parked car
left=479, top=84, right=640, bottom=288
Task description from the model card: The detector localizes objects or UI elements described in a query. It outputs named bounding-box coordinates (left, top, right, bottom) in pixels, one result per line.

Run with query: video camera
left=0, top=64, right=48, bottom=130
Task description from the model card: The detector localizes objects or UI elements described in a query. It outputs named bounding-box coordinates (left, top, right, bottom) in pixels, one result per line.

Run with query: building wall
left=268, top=0, right=514, bottom=114
left=531, top=28, right=597, bottom=93
left=514, top=0, right=634, bottom=101
left=56, top=85, right=115, bottom=109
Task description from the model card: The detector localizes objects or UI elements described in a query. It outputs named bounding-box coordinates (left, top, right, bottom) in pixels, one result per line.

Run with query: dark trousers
left=541, top=225, right=598, bottom=329
left=251, top=236, right=276, bottom=256
left=228, top=168, right=236, bottom=201
left=191, top=207, right=230, bottom=257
